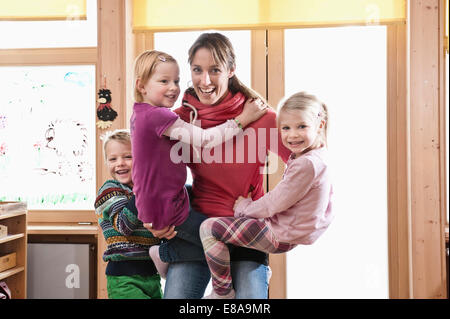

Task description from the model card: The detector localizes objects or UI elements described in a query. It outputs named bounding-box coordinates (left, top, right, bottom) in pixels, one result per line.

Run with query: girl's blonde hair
left=186, top=33, right=265, bottom=102
left=133, top=50, right=177, bottom=103
left=278, top=91, right=329, bottom=149
left=101, top=129, right=131, bottom=161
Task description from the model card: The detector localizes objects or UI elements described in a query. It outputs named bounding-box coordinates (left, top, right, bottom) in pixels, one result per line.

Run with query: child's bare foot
left=149, top=245, right=169, bottom=279
left=202, top=289, right=235, bottom=299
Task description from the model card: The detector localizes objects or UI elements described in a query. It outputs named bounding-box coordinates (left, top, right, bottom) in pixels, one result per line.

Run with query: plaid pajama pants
left=199, top=217, right=295, bottom=296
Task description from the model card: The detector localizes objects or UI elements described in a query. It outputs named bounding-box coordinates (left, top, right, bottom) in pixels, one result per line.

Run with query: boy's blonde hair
left=278, top=91, right=329, bottom=149
left=101, top=129, right=131, bottom=161
left=133, top=50, right=177, bottom=103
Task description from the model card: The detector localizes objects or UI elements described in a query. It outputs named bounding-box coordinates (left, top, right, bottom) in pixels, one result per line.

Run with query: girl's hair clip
left=158, top=56, right=166, bottom=62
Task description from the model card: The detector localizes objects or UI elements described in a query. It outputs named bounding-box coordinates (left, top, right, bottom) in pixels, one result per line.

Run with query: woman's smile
left=198, top=87, right=215, bottom=94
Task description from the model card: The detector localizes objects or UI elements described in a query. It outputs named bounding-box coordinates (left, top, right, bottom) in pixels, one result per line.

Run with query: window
left=0, top=0, right=97, bottom=49
left=0, top=0, right=97, bottom=214
left=0, top=65, right=96, bottom=210
left=284, top=26, right=389, bottom=298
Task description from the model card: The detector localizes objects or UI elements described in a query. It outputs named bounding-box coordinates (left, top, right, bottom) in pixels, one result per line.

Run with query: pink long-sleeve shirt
left=234, top=147, right=334, bottom=245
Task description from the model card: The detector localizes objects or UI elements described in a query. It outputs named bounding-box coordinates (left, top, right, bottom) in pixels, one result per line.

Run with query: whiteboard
left=0, top=65, right=96, bottom=210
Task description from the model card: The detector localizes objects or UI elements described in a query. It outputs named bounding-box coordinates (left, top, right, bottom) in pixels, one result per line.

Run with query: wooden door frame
left=388, top=0, right=447, bottom=299
left=387, top=22, right=411, bottom=298
left=405, top=0, right=447, bottom=298
left=96, top=0, right=132, bottom=298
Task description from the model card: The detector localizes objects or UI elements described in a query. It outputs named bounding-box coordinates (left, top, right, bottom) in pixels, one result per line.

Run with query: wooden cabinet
left=0, top=202, right=27, bottom=299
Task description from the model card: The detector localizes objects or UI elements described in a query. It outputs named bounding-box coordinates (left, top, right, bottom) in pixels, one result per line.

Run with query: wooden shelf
left=0, top=266, right=25, bottom=281
left=0, top=233, right=25, bottom=244
left=0, top=202, right=27, bottom=299
left=0, top=210, right=27, bottom=221
left=27, top=224, right=98, bottom=235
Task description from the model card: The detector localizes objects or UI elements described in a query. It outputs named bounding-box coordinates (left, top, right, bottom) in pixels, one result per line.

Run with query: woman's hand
left=235, top=98, right=268, bottom=128
left=143, top=223, right=177, bottom=240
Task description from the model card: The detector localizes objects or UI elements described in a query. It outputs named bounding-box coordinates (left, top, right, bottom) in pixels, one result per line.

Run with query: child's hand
left=233, top=192, right=252, bottom=211
left=235, top=98, right=268, bottom=128
left=143, top=223, right=177, bottom=240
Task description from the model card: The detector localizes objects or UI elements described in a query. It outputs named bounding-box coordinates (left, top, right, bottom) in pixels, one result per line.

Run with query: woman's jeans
left=158, top=207, right=207, bottom=263
left=161, top=185, right=270, bottom=299
left=163, top=260, right=270, bottom=299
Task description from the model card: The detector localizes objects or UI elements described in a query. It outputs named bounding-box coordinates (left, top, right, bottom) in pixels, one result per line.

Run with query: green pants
left=106, top=274, right=163, bottom=299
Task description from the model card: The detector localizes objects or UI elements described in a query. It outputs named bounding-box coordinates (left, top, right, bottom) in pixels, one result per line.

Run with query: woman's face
left=190, top=47, right=234, bottom=105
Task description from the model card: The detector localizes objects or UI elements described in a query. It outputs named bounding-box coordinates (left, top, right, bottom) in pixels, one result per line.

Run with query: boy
left=95, top=129, right=162, bottom=299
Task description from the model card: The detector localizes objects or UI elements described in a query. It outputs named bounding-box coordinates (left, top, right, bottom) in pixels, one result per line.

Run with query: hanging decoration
left=96, top=74, right=118, bottom=129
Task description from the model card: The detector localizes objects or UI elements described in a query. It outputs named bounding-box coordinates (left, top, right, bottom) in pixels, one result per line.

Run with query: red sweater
left=174, top=91, right=291, bottom=218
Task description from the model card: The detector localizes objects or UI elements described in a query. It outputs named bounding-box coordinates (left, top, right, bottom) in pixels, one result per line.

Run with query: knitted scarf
left=175, top=91, right=246, bottom=128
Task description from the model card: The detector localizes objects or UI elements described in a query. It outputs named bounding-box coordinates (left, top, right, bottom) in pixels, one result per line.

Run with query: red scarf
left=175, top=91, right=246, bottom=128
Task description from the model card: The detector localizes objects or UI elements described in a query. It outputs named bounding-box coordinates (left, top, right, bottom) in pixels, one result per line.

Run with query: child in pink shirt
left=200, top=91, right=334, bottom=299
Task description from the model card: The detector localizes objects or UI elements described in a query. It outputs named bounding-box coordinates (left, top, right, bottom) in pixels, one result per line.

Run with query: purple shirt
left=130, top=103, right=189, bottom=229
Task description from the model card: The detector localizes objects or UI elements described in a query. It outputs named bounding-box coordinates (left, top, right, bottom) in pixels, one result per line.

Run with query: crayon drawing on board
left=0, top=65, right=96, bottom=210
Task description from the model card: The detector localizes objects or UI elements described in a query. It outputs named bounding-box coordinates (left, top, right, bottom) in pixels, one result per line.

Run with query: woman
left=153, top=32, right=291, bottom=298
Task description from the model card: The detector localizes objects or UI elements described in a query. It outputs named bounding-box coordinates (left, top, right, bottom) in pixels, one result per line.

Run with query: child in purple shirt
left=130, top=50, right=268, bottom=279
left=199, top=91, right=334, bottom=299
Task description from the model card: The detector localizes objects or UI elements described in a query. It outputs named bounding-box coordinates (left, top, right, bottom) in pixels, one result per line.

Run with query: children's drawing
left=0, top=115, right=6, bottom=129
left=5, top=72, right=49, bottom=113
left=45, top=119, right=88, bottom=157
left=33, top=141, right=43, bottom=166
left=0, top=142, right=7, bottom=158
left=35, top=119, right=93, bottom=183
left=0, top=142, right=10, bottom=177
left=64, top=72, right=91, bottom=87
left=77, top=161, right=94, bottom=182
left=0, top=65, right=96, bottom=210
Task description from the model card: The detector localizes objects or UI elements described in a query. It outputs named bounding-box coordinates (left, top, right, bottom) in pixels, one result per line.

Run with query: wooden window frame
left=387, top=0, right=447, bottom=299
